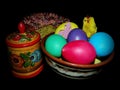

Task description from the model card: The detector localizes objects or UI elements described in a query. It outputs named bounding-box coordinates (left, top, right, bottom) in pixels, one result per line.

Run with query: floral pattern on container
left=10, top=49, right=41, bottom=68
left=6, top=30, right=38, bottom=45
left=8, top=48, right=42, bottom=73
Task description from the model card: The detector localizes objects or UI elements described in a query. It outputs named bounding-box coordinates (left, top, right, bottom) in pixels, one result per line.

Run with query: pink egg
left=62, top=40, right=96, bottom=64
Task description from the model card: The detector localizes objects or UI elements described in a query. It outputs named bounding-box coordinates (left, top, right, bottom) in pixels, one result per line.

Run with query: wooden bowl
left=41, top=33, right=114, bottom=79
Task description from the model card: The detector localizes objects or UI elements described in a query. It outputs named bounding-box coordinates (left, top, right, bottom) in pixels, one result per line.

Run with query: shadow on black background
left=1, top=0, right=120, bottom=85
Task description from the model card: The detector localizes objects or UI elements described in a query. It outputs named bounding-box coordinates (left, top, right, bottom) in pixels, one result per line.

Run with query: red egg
left=62, top=40, right=96, bottom=64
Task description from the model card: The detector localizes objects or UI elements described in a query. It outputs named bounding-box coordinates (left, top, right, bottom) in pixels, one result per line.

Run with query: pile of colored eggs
left=45, top=22, right=114, bottom=65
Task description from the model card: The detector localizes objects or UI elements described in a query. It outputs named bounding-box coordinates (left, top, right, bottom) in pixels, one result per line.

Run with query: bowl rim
left=41, top=33, right=115, bottom=69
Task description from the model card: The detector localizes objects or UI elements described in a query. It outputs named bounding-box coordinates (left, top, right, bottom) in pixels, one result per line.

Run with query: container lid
left=6, top=22, right=40, bottom=48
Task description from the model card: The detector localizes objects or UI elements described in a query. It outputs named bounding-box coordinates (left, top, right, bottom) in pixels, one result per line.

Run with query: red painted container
left=6, top=22, right=44, bottom=79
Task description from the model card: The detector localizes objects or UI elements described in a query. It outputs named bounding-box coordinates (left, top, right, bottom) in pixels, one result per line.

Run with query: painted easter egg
left=55, top=22, right=78, bottom=39
left=45, top=34, right=67, bottom=57
left=89, top=32, right=114, bottom=57
left=62, top=40, right=96, bottom=64
left=67, top=28, right=88, bottom=42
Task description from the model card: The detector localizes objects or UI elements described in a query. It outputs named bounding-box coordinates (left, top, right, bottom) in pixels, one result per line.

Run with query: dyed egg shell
left=45, top=34, right=67, bottom=57
left=55, top=22, right=78, bottom=39
left=89, top=32, right=114, bottom=57
left=62, top=40, right=96, bottom=64
left=67, top=28, right=88, bottom=42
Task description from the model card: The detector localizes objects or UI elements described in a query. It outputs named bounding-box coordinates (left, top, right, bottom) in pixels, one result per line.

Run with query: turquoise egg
left=89, top=32, right=114, bottom=57
left=45, top=34, right=67, bottom=57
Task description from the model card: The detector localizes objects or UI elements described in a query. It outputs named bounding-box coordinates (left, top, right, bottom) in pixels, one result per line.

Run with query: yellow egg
left=94, top=58, right=101, bottom=64
left=55, top=22, right=78, bottom=38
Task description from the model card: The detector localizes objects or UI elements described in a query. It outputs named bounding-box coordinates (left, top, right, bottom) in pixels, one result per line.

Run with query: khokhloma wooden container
left=6, top=22, right=44, bottom=79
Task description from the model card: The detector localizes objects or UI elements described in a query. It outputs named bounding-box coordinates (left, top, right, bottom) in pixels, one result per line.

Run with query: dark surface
left=1, top=0, right=120, bottom=84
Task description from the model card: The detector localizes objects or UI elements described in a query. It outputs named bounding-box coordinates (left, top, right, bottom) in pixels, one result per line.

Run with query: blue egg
left=89, top=32, right=114, bottom=57
left=67, top=28, right=88, bottom=42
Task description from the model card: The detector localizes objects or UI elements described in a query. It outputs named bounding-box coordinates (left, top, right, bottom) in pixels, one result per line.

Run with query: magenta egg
left=67, top=28, right=88, bottom=42
left=62, top=40, right=96, bottom=64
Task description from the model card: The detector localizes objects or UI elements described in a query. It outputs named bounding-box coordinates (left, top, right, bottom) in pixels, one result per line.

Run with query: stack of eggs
left=45, top=21, right=114, bottom=65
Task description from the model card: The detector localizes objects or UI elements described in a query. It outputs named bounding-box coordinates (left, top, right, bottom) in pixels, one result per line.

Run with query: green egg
left=45, top=34, right=67, bottom=57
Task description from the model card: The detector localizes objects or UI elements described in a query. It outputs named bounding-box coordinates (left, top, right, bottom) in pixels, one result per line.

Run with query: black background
left=1, top=0, right=120, bottom=85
